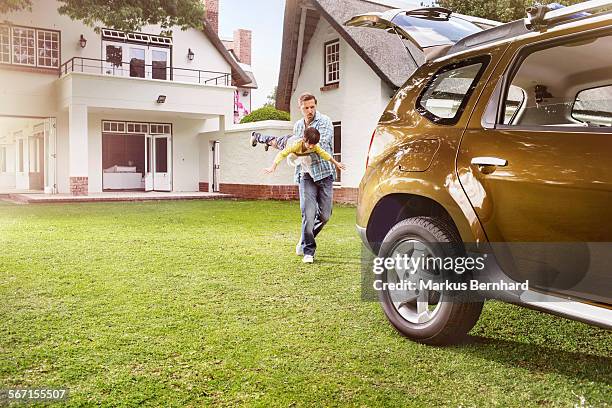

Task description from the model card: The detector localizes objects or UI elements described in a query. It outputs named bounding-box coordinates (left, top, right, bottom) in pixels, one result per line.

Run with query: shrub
left=240, top=106, right=290, bottom=124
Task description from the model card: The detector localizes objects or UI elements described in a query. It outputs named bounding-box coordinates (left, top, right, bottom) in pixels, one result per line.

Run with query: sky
left=216, top=0, right=434, bottom=110
left=218, top=0, right=286, bottom=110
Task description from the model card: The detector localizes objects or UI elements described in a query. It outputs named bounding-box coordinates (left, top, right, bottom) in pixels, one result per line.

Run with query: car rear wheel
left=377, top=216, right=483, bottom=345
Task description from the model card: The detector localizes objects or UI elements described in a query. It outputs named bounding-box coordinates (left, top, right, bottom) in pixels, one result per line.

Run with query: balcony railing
left=59, top=57, right=231, bottom=86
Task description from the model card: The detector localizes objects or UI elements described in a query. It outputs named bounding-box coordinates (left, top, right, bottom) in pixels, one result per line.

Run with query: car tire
left=377, top=216, right=484, bottom=346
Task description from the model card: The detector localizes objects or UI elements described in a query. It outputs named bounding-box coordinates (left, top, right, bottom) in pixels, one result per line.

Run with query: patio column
left=68, top=104, right=88, bottom=196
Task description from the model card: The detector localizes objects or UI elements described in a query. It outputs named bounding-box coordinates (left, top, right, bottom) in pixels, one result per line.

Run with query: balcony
left=59, top=57, right=231, bottom=86
left=57, top=57, right=235, bottom=117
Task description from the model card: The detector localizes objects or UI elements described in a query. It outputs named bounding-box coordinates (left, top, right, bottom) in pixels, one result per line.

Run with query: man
left=292, top=92, right=336, bottom=264
left=251, top=92, right=335, bottom=263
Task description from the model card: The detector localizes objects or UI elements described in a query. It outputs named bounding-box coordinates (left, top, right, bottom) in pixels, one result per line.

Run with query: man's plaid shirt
left=292, top=111, right=335, bottom=184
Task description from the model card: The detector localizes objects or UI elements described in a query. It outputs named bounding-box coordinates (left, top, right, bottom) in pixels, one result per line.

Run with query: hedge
left=240, top=106, right=290, bottom=124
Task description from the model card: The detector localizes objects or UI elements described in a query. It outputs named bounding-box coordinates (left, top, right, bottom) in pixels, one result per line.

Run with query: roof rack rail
left=525, top=0, right=612, bottom=31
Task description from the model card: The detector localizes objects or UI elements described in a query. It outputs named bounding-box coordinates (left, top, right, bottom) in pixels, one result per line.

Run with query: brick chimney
left=205, top=0, right=219, bottom=35
left=233, top=29, right=252, bottom=65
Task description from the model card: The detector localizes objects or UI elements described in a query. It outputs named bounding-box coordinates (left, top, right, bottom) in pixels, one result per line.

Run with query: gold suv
left=348, top=1, right=612, bottom=345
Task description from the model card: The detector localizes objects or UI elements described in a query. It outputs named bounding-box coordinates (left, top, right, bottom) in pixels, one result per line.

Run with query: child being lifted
left=263, top=127, right=345, bottom=174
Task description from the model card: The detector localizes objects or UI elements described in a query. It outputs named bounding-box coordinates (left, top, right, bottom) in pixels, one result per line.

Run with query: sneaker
left=303, top=254, right=314, bottom=263
left=250, top=131, right=258, bottom=147
left=296, top=242, right=304, bottom=256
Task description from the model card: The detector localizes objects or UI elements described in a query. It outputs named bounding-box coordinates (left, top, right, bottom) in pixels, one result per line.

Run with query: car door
left=456, top=30, right=612, bottom=305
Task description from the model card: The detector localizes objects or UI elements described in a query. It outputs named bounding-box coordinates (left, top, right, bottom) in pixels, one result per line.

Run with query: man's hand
left=263, top=165, right=276, bottom=174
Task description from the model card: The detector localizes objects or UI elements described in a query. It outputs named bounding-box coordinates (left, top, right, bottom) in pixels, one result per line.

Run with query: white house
left=271, top=0, right=499, bottom=202
left=0, top=0, right=258, bottom=196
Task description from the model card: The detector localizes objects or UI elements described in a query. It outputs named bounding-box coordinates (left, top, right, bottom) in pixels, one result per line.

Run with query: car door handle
left=471, top=157, right=508, bottom=167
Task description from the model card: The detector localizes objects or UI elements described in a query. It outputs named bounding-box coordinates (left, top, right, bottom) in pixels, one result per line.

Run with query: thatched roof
left=276, top=0, right=424, bottom=111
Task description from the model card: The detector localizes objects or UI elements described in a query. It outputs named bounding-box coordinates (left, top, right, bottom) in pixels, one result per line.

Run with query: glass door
left=151, top=48, right=169, bottom=80
left=103, top=43, right=126, bottom=76
left=44, top=118, right=56, bottom=194
left=153, top=135, right=171, bottom=191
left=144, top=135, right=153, bottom=191
left=128, top=45, right=147, bottom=78
left=212, top=140, right=220, bottom=192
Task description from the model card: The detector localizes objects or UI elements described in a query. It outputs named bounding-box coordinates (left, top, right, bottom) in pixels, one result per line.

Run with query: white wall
left=290, top=18, right=395, bottom=188
left=199, top=121, right=294, bottom=187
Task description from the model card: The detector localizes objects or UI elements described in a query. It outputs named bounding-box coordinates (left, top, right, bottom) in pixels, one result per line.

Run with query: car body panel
left=456, top=18, right=612, bottom=304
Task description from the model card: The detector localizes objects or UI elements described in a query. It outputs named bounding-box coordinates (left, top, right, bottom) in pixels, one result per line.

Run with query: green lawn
left=0, top=200, right=610, bottom=407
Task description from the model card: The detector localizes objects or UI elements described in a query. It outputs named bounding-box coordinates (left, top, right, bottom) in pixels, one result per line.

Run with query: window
left=155, top=137, right=168, bottom=172
left=28, top=136, right=42, bottom=173
left=324, top=40, right=340, bottom=85
left=572, top=85, right=612, bottom=127
left=501, top=34, right=612, bottom=128
left=0, top=26, right=10, bottom=64
left=129, top=47, right=145, bottom=78
left=37, top=29, right=59, bottom=68
left=127, top=122, right=148, bottom=134
left=333, top=121, right=341, bottom=183
left=503, top=85, right=526, bottom=124
left=105, top=45, right=123, bottom=65
left=18, top=139, right=24, bottom=172
left=152, top=50, right=167, bottom=80
left=149, top=124, right=171, bottom=134
left=0, top=24, right=60, bottom=68
left=102, top=121, right=170, bottom=135
left=417, top=56, right=489, bottom=125
left=12, top=27, right=35, bottom=66
left=102, top=121, right=126, bottom=133
left=0, top=147, right=6, bottom=172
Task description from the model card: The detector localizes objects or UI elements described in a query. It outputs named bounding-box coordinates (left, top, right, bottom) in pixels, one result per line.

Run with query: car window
left=503, top=85, right=526, bottom=124
left=417, top=57, right=488, bottom=125
left=391, top=14, right=482, bottom=48
left=572, top=85, right=612, bottom=126
left=501, top=34, right=612, bottom=128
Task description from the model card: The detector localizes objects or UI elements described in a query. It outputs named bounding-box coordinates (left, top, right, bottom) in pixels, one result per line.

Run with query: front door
left=144, top=134, right=171, bottom=191
left=457, top=32, right=612, bottom=305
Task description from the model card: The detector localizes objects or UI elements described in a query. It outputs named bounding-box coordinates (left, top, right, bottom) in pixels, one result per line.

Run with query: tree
left=437, top=0, right=584, bottom=23
left=264, top=86, right=278, bottom=108
left=0, top=0, right=205, bottom=34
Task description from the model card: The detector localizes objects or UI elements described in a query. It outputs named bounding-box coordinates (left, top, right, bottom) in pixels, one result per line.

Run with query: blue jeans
left=299, top=174, right=334, bottom=256
left=254, top=133, right=295, bottom=150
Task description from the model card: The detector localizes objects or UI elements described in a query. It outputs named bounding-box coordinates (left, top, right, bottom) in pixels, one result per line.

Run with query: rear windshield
left=391, top=14, right=482, bottom=48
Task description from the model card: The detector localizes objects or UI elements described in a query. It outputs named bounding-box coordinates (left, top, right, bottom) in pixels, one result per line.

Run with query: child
left=250, top=131, right=294, bottom=151
left=263, top=127, right=345, bottom=174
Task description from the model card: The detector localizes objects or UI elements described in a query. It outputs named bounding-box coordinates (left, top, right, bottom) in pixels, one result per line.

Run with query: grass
left=0, top=199, right=610, bottom=407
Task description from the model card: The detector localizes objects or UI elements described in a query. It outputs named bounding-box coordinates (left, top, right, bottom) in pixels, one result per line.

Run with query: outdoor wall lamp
left=187, top=48, right=195, bottom=61
left=156, top=95, right=166, bottom=104
left=79, top=34, right=87, bottom=48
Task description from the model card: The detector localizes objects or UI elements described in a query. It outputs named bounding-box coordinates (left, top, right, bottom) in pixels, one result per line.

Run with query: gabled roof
left=276, top=0, right=424, bottom=111
left=201, top=18, right=252, bottom=87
